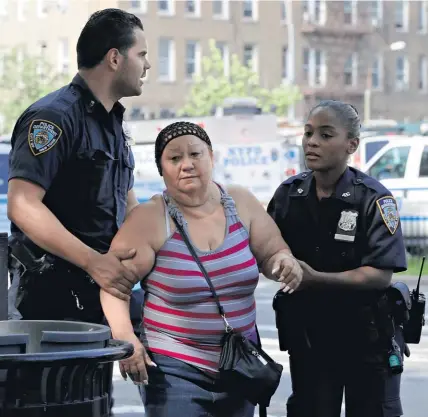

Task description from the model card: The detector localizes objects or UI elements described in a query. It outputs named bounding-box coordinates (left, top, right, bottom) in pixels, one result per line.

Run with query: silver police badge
left=338, top=210, right=358, bottom=232
left=334, top=210, right=359, bottom=242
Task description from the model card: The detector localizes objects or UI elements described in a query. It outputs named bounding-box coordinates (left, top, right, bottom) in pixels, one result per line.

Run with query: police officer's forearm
left=9, top=198, right=97, bottom=271
left=307, top=266, right=393, bottom=290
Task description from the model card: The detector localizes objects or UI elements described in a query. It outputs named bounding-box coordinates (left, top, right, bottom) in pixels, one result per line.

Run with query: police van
left=362, top=136, right=428, bottom=253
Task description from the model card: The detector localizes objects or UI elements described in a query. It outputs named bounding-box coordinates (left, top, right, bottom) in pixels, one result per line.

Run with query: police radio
left=403, top=256, right=426, bottom=344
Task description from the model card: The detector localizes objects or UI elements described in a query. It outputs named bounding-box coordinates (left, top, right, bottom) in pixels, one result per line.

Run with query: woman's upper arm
left=227, top=186, right=289, bottom=265
left=110, top=198, right=163, bottom=278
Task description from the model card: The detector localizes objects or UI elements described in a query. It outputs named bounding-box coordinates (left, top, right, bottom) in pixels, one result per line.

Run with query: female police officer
left=268, top=100, right=407, bottom=417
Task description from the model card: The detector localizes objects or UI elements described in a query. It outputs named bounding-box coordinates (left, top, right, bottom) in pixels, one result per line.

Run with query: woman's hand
left=117, top=334, right=157, bottom=385
left=271, top=252, right=303, bottom=293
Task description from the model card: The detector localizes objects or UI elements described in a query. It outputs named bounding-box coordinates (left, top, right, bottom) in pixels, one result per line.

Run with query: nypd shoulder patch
left=28, top=119, right=63, bottom=156
left=376, top=196, right=399, bottom=235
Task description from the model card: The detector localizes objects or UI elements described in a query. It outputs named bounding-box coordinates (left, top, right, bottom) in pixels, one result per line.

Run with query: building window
left=243, top=0, right=257, bottom=20
left=17, top=0, right=28, bottom=21
left=418, top=1, right=427, bottom=32
left=56, top=0, right=69, bottom=13
left=185, top=0, right=200, bottom=16
left=303, top=48, right=326, bottom=87
left=395, top=56, right=409, bottom=91
left=0, top=0, right=8, bottom=16
left=158, top=0, right=174, bottom=14
left=185, top=40, right=200, bottom=80
left=280, top=0, right=287, bottom=22
left=394, top=0, right=408, bottom=31
left=370, top=0, right=382, bottom=26
left=302, top=0, right=326, bottom=24
left=344, top=53, right=357, bottom=86
left=243, top=44, right=257, bottom=72
left=215, top=41, right=229, bottom=75
left=212, top=0, right=229, bottom=19
left=282, top=46, right=288, bottom=80
left=130, top=0, right=148, bottom=12
left=303, top=48, right=310, bottom=83
left=58, top=38, right=69, bottom=74
left=343, top=0, right=357, bottom=24
left=37, top=0, right=47, bottom=17
left=371, top=55, right=383, bottom=90
left=418, top=55, right=427, bottom=91
left=158, top=38, right=175, bottom=81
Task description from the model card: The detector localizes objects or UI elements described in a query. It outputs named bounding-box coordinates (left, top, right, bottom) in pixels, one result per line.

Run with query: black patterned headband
left=154, top=121, right=212, bottom=176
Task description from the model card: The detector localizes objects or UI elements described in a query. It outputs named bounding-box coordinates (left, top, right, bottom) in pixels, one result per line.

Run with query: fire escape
left=298, top=0, right=373, bottom=113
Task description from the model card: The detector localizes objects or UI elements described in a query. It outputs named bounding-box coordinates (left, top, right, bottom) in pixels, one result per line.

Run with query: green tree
left=0, top=47, right=69, bottom=134
left=179, top=39, right=302, bottom=117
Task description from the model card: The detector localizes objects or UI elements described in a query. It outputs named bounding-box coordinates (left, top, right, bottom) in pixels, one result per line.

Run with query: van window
left=364, top=140, right=389, bottom=163
left=368, top=146, right=410, bottom=180
left=419, top=146, right=428, bottom=177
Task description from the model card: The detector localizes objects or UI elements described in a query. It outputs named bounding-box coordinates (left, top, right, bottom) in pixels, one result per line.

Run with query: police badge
left=28, top=119, right=63, bottom=156
left=376, top=196, right=399, bottom=235
left=334, top=210, right=359, bottom=242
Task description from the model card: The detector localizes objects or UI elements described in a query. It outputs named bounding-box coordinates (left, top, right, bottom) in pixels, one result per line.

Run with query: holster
left=272, top=290, right=311, bottom=352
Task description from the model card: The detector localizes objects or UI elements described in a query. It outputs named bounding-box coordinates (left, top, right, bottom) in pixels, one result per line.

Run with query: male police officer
left=7, top=8, right=151, bottom=324
left=269, top=100, right=407, bottom=417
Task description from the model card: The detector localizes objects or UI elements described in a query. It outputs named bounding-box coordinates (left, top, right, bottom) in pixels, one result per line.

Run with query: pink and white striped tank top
left=141, top=187, right=260, bottom=374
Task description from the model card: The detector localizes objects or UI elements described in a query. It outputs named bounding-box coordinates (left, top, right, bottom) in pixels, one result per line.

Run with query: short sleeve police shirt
left=8, top=74, right=135, bottom=252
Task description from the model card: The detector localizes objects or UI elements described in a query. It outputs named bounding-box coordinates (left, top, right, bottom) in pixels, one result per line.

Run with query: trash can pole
left=0, top=232, right=8, bottom=321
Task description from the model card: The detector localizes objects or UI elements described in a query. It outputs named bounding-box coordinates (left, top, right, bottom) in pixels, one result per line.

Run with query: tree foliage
left=0, top=47, right=68, bottom=134
left=179, top=39, right=302, bottom=117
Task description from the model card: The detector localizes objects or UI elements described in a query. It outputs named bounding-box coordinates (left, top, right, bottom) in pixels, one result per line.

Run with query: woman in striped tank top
left=101, top=122, right=303, bottom=417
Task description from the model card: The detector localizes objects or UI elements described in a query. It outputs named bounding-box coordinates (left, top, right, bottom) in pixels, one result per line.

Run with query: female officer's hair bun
left=309, top=100, right=361, bottom=139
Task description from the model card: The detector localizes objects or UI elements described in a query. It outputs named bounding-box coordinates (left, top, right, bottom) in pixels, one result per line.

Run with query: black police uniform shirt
left=267, top=167, right=407, bottom=350
left=8, top=74, right=135, bottom=254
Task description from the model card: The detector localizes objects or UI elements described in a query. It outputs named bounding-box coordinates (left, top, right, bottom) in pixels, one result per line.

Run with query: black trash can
left=0, top=320, right=133, bottom=417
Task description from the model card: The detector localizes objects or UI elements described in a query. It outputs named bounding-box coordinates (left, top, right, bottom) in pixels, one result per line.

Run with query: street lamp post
left=364, top=41, right=406, bottom=125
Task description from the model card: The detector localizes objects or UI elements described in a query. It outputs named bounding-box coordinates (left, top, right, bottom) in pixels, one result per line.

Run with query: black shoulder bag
left=172, top=217, right=283, bottom=417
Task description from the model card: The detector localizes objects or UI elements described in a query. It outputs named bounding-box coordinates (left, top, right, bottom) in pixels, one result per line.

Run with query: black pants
left=286, top=329, right=404, bottom=417
left=9, top=266, right=104, bottom=323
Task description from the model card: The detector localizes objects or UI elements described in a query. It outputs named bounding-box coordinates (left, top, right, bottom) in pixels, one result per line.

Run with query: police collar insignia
left=376, top=196, right=399, bottom=235
left=28, top=119, right=63, bottom=156
left=334, top=210, right=358, bottom=242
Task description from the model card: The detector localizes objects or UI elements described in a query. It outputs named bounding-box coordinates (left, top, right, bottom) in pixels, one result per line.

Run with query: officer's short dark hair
left=77, top=8, right=144, bottom=69
left=309, top=100, right=361, bottom=139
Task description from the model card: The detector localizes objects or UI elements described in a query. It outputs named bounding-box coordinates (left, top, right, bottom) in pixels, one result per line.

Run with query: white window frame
left=243, top=44, right=258, bottom=73
left=185, top=40, right=201, bottom=80
left=371, top=54, right=383, bottom=91
left=158, top=38, right=175, bottom=82
left=157, top=0, right=175, bottom=16
left=418, top=55, right=427, bottom=92
left=394, top=0, right=409, bottom=32
left=129, top=0, right=148, bottom=13
left=242, top=0, right=258, bottom=21
left=212, top=0, right=229, bottom=20
left=37, top=0, right=47, bottom=17
left=302, top=0, right=326, bottom=25
left=17, top=0, right=27, bottom=21
left=0, top=0, right=8, bottom=16
left=313, top=49, right=326, bottom=87
left=344, top=52, right=358, bottom=87
left=395, top=56, right=409, bottom=91
left=418, top=1, right=428, bottom=33
left=215, top=41, right=229, bottom=76
left=184, top=0, right=201, bottom=17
